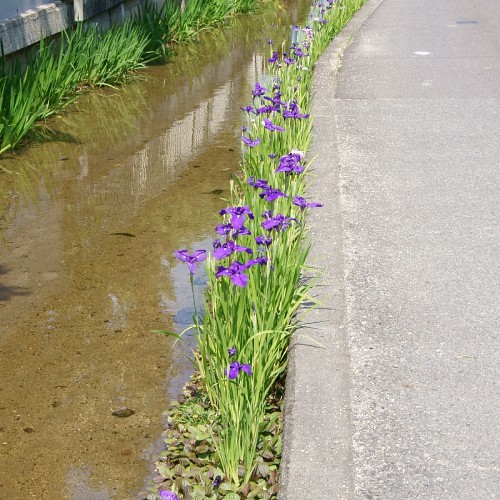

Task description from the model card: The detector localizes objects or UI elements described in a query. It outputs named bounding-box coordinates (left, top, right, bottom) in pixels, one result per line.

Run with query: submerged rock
left=112, top=407, right=135, bottom=418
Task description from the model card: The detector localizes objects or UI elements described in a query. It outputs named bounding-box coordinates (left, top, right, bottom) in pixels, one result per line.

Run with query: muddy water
left=0, top=2, right=310, bottom=499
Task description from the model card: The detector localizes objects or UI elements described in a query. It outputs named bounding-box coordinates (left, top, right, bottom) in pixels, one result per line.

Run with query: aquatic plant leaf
left=256, top=462, right=270, bottom=477
left=218, top=482, right=232, bottom=492
left=224, top=493, right=241, bottom=500
left=195, top=444, right=209, bottom=453
left=156, top=463, right=174, bottom=479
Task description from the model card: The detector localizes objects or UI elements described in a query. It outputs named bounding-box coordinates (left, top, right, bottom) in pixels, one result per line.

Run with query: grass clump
left=0, top=20, right=150, bottom=154
left=0, top=0, right=269, bottom=156
left=150, top=0, right=366, bottom=498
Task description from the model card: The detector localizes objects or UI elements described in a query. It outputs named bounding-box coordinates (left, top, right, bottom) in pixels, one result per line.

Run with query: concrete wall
left=0, top=2, right=72, bottom=56
left=0, top=0, right=163, bottom=57
left=74, top=0, right=124, bottom=21
left=0, top=1, right=49, bottom=21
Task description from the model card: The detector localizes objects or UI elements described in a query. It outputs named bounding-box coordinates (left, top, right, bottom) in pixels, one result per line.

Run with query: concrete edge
left=0, top=2, right=72, bottom=56
left=0, top=0, right=147, bottom=57
left=278, top=1, right=384, bottom=499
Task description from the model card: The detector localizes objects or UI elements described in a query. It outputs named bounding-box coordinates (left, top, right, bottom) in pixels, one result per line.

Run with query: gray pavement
left=280, top=0, right=500, bottom=498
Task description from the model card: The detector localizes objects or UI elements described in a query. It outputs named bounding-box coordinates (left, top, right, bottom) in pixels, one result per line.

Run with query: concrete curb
left=279, top=1, right=384, bottom=498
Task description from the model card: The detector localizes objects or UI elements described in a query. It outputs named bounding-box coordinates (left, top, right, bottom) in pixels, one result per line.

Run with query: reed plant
left=158, top=1, right=367, bottom=497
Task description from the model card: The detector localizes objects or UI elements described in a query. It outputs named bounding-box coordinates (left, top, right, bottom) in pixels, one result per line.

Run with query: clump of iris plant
left=158, top=1, right=357, bottom=493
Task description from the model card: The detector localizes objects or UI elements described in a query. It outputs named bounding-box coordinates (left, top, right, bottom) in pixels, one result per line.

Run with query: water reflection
left=67, top=467, right=112, bottom=500
left=159, top=236, right=211, bottom=403
left=0, top=1, right=311, bottom=498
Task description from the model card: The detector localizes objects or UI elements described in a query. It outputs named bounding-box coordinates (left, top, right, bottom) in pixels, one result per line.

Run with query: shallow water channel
left=0, top=2, right=310, bottom=498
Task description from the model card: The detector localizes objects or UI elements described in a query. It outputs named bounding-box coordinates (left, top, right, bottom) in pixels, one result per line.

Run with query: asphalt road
left=280, top=0, right=500, bottom=498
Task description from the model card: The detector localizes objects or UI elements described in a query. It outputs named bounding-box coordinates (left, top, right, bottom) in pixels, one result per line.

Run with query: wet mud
left=0, top=2, right=310, bottom=498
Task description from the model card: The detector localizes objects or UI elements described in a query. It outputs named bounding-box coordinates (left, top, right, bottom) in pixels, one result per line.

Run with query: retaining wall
left=0, top=0, right=163, bottom=57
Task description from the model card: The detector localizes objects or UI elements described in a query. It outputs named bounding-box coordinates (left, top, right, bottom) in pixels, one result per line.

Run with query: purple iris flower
left=268, top=153, right=277, bottom=159
left=252, top=82, right=267, bottom=97
left=263, top=118, right=286, bottom=133
left=283, top=101, right=310, bottom=119
left=283, top=109, right=311, bottom=120
left=264, top=92, right=285, bottom=108
left=275, top=152, right=305, bottom=175
left=261, top=212, right=296, bottom=232
left=275, top=162, right=304, bottom=175
left=213, top=240, right=252, bottom=260
left=255, top=235, right=272, bottom=246
left=227, top=362, right=240, bottom=379
left=215, top=223, right=232, bottom=236
left=284, top=57, right=296, bottom=65
left=268, top=51, right=280, bottom=64
left=259, top=187, right=288, bottom=202
left=228, top=346, right=237, bottom=357
left=240, top=364, right=253, bottom=376
left=246, top=256, right=268, bottom=267
left=248, top=177, right=269, bottom=189
left=216, top=222, right=251, bottom=240
left=159, top=491, right=179, bottom=500
left=293, top=47, right=308, bottom=58
left=293, top=196, right=324, bottom=210
left=173, top=249, right=206, bottom=274
left=226, top=361, right=253, bottom=379
left=219, top=205, right=254, bottom=230
left=213, top=475, right=222, bottom=488
left=303, top=27, right=314, bottom=40
left=240, top=105, right=255, bottom=114
left=256, top=105, right=278, bottom=115
left=216, top=261, right=250, bottom=287
left=241, top=136, right=261, bottom=148
left=232, top=226, right=252, bottom=238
